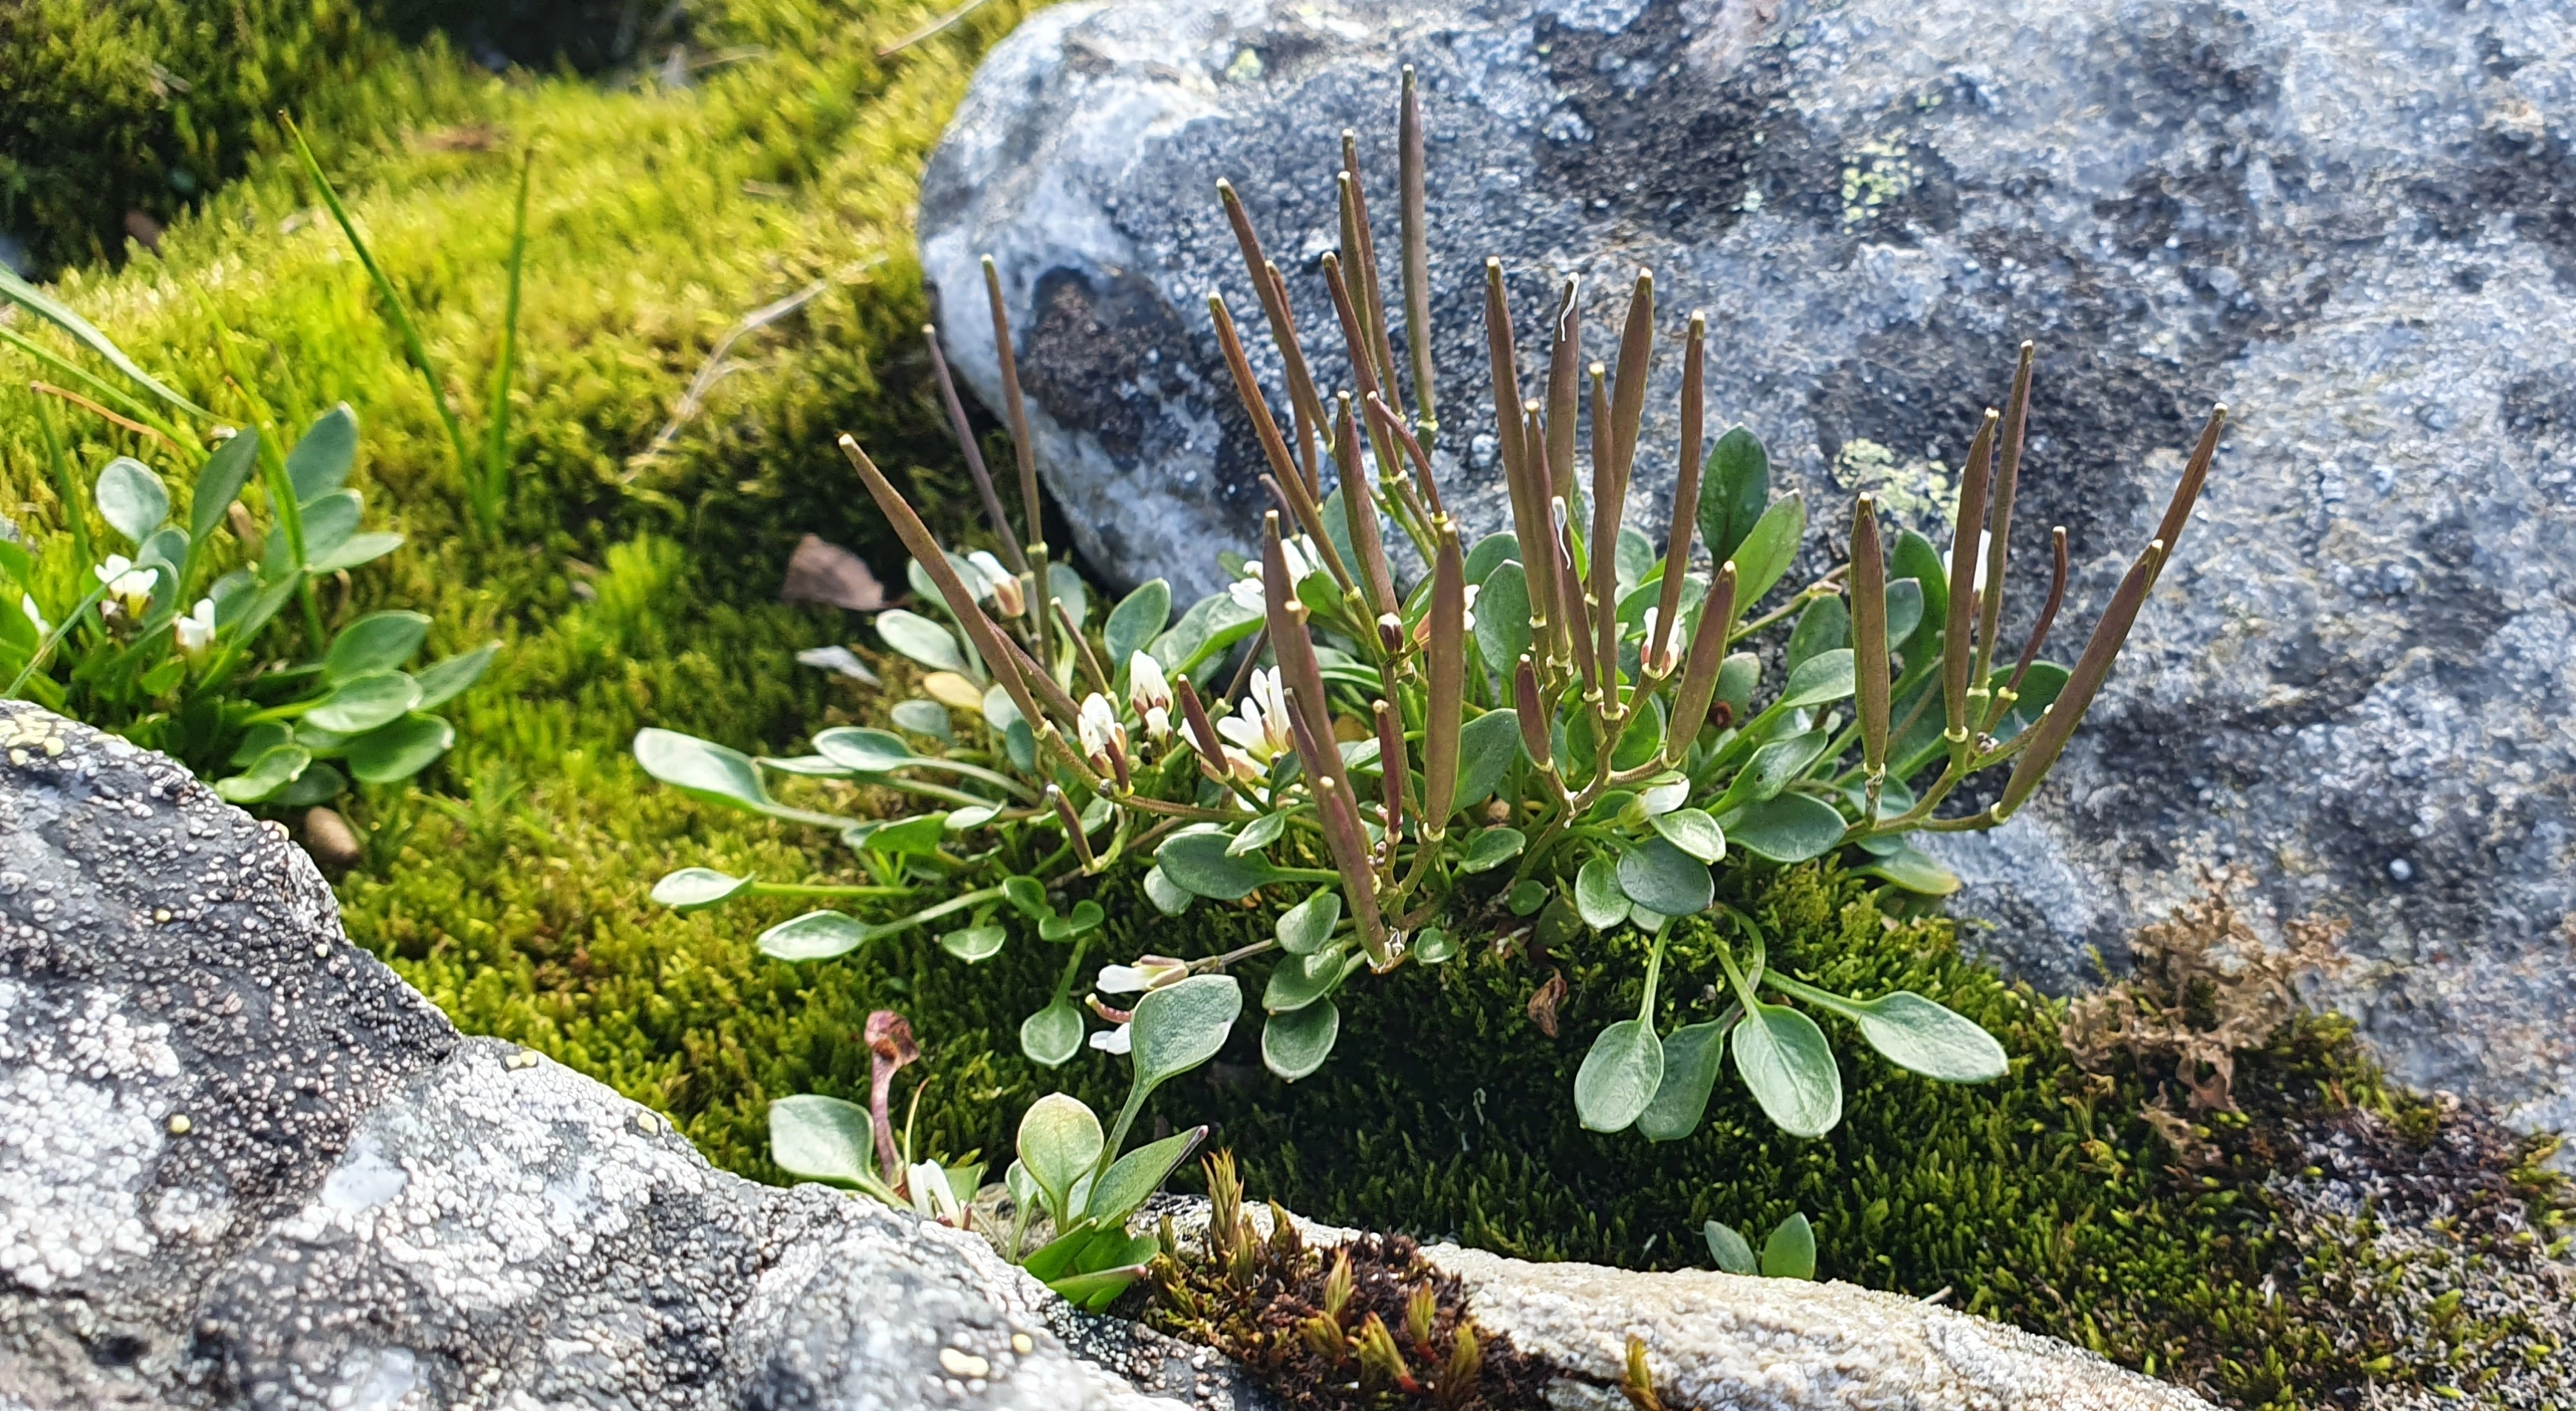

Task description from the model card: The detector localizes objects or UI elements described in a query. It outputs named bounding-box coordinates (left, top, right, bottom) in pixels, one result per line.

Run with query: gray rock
left=918, top=0, right=2576, bottom=1143
left=0, top=703, right=1234, bottom=1411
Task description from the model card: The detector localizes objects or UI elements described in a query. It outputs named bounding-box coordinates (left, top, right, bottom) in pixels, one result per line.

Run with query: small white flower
left=1461, top=581, right=1481, bottom=634
left=1226, top=536, right=1322, bottom=614
left=1088, top=1023, right=1133, bottom=1055
left=1095, top=955, right=1189, bottom=994
left=92, top=555, right=157, bottom=619
left=1126, top=652, right=1172, bottom=740
left=1216, top=666, right=1297, bottom=765
left=907, top=1160, right=963, bottom=1222
left=174, top=598, right=217, bottom=656
left=966, top=550, right=1011, bottom=598
left=19, top=594, right=49, bottom=638
left=1947, top=529, right=1992, bottom=586
left=1078, top=692, right=1127, bottom=763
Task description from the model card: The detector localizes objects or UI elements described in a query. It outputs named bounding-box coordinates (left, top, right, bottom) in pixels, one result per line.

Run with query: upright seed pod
left=1973, top=342, right=2036, bottom=688
left=2147, top=405, right=2228, bottom=583
left=1996, top=539, right=2166, bottom=819
left=1515, top=654, right=1554, bottom=773
left=1422, top=520, right=1467, bottom=839
left=1649, top=312, right=1706, bottom=677
left=1544, top=278, right=1581, bottom=511
left=1336, top=395, right=1402, bottom=625
left=1850, top=494, right=1890, bottom=788
left=1484, top=260, right=1529, bottom=529
left=1216, top=180, right=1331, bottom=444
left=922, top=325, right=1026, bottom=575
left=1552, top=496, right=1596, bottom=693
left=1940, top=409, right=2000, bottom=741
left=1520, top=400, right=1561, bottom=656
left=1211, top=294, right=1354, bottom=590
left=2004, top=526, right=2071, bottom=699
left=1373, top=699, right=1407, bottom=851
left=1338, top=152, right=1402, bottom=400
left=981, top=257, right=1053, bottom=673
left=1608, top=270, right=1653, bottom=488
left=1586, top=362, right=1621, bottom=701
left=1666, top=561, right=1740, bottom=750
left=1398, top=67, right=1436, bottom=433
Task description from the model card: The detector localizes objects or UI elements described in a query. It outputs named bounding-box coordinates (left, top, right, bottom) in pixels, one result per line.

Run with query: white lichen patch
left=1829, top=439, right=1956, bottom=531
left=0, top=980, right=172, bottom=1290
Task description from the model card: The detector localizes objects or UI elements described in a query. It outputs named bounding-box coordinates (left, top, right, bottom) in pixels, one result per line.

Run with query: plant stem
left=481, top=145, right=533, bottom=532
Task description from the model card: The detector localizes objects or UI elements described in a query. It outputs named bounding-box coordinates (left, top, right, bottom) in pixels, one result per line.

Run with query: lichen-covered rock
left=918, top=0, right=2576, bottom=1145
left=0, top=703, right=1231, bottom=1411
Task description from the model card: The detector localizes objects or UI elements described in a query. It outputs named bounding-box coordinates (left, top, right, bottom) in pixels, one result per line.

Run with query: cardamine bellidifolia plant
left=636, top=69, right=2224, bottom=1145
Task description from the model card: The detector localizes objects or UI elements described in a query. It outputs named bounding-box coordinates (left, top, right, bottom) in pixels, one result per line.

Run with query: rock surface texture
left=0, top=702, right=2210, bottom=1407
left=0, top=703, right=1211, bottom=1411
left=918, top=0, right=2576, bottom=1142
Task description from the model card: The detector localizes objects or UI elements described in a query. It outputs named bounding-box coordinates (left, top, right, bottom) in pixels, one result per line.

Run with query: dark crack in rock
left=917, top=0, right=2576, bottom=1151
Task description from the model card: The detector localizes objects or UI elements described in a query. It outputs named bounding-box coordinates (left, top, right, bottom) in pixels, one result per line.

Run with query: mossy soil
left=3, top=7, right=2567, bottom=1408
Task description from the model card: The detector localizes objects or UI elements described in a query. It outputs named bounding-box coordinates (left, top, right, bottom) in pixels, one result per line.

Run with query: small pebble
left=302, top=808, right=363, bottom=874
left=635, top=1112, right=660, bottom=1135
left=939, top=1348, right=991, bottom=1378
left=506, top=1049, right=541, bottom=1070
left=166, top=1113, right=192, bottom=1135
left=1010, top=1333, right=1033, bottom=1355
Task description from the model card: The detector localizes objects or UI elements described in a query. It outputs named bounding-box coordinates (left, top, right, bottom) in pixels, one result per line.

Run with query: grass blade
left=0, top=266, right=209, bottom=419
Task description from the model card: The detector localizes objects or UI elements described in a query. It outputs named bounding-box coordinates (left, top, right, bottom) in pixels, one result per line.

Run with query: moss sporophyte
left=638, top=67, right=2225, bottom=1157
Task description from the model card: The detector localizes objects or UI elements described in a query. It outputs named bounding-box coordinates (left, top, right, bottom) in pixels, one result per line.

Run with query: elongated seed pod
left=1338, top=160, right=1401, bottom=399
left=1049, top=785, right=1097, bottom=869
left=1483, top=260, right=1528, bottom=517
left=1649, top=313, right=1706, bottom=676
left=1319, top=253, right=1387, bottom=410
left=1175, top=673, right=1228, bottom=777
left=1422, top=520, right=1467, bottom=837
left=1973, top=342, right=2036, bottom=687
left=839, top=434, right=1096, bottom=786
left=1212, top=294, right=1353, bottom=589
left=2147, top=405, right=2228, bottom=581
left=1373, top=699, right=1406, bottom=848
left=1216, top=180, right=1331, bottom=444
left=1365, top=391, right=1445, bottom=517
left=1399, top=68, right=1436, bottom=430
left=1262, top=512, right=1339, bottom=760
left=1940, top=409, right=2000, bottom=740
left=922, top=325, right=1025, bottom=574
left=1997, top=539, right=2165, bottom=818
left=1336, top=394, right=1402, bottom=624
left=1586, top=362, right=1622, bottom=692
left=1544, top=279, right=1581, bottom=510
left=990, top=624, right=1085, bottom=731
left=2005, top=526, right=2071, bottom=697
left=1515, top=654, right=1553, bottom=771
left=1667, top=561, right=1740, bottom=749
left=1519, top=400, right=1560, bottom=652
left=1552, top=496, right=1597, bottom=691
left=1285, top=688, right=1390, bottom=965
left=1850, top=494, right=1890, bottom=776
left=982, top=257, right=1052, bottom=671
left=1608, top=271, right=1653, bottom=486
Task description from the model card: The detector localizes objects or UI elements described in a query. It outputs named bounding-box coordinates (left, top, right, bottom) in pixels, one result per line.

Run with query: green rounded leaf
left=1786, top=595, right=1848, bottom=673
left=1704, top=1219, right=1757, bottom=1276
left=1650, top=808, right=1725, bottom=864
left=190, top=431, right=260, bottom=544
left=286, top=403, right=359, bottom=502
left=1855, top=844, right=1961, bottom=896
left=1575, top=1018, right=1664, bottom=1133
left=308, top=530, right=404, bottom=576
left=757, top=910, right=872, bottom=961
left=875, top=608, right=969, bottom=674
left=323, top=611, right=431, bottom=684
left=1617, top=838, right=1714, bottom=917
left=941, top=924, right=1007, bottom=962
left=1154, top=828, right=1281, bottom=900
left=271, top=762, right=348, bottom=808
left=95, top=458, right=169, bottom=546
left=1016, top=1092, right=1104, bottom=1220
left=1084, top=1126, right=1207, bottom=1227
left=1761, top=1212, right=1818, bottom=1280
left=652, top=867, right=754, bottom=910
left=1575, top=854, right=1628, bottom=931
left=1716, top=652, right=1762, bottom=717
left=1637, top=1019, right=1728, bottom=1142
left=1227, top=811, right=1288, bottom=857
left=1882, top=577, right=1924, bottom=645
left=214, top=744, right=311, bottom=804
left=1129, top=973, right=1243, bottom=1089
left=412, top=644, right=496, bottom=711
left=1413, top=927, right=1459, bottom=964
left=1264, top=947, right=1356, bottom=1014
left=813, top=725, right=916, bottom=774
left=1473, top=562, right=1531, bottom=696
left=1104, top=579, right=1172, bottom=667
left=344, top=714, right=455, bottom=784
left=1729, top=794, right=1848, bottom=864
left=890, top=698, right=954, bottom=740
left=1277, top=888, right=1341, bottom=955
left=1459, top=826, right=1526, bottom=874
left=305, top=671, right=422, bottom=734
left=1774, top=649, right=1856, bottom=711
left=1695, top=424, right=1771, bottom=566
left=1731, top=1001, right=1843, bottom=1137
left=1262, top=1001, right=1340, bottom=1081
left=633, top=728, right=775, bottom=813
left=1455, top=708, right=1524, bottom=809
left=768, top=1094, right=876, bottom=1186
left=1850, top=992, right=2008, bottom=1082
left=1142, top=865, right=1193, bottom=917
left=1021, top=999, right=1085, bottom=1068
left=1730, top=491, right=1807, bottom=609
